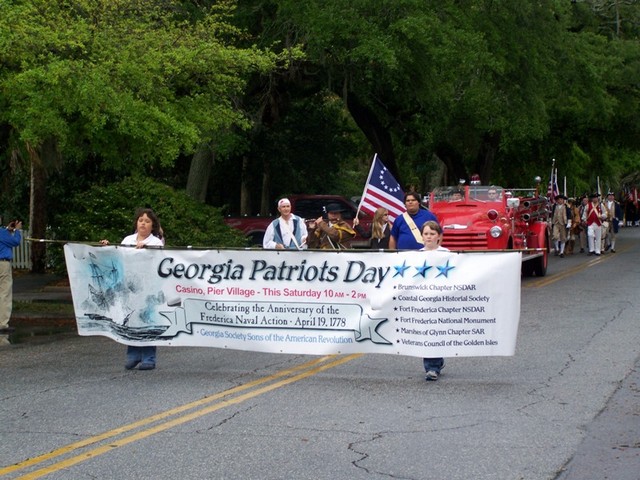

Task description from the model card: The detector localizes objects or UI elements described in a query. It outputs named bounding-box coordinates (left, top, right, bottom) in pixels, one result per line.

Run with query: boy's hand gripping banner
left=64, top=245, right=521, bottom=357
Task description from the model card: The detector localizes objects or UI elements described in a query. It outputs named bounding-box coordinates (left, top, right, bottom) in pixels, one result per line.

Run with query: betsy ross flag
left=357, top=154, right=405, bottom=221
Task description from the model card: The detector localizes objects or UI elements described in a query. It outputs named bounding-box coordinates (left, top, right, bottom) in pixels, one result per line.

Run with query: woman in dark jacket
left=353, top=207, right=392, bottom=249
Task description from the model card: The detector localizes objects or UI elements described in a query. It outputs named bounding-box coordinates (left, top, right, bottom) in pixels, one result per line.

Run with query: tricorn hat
left=325, top=203, right=344, bottom=213
left=555, top=194, right=567, bottom=200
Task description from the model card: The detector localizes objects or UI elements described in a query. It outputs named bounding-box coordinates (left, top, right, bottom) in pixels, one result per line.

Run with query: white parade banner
left=64, top=244, right=522, bottom=358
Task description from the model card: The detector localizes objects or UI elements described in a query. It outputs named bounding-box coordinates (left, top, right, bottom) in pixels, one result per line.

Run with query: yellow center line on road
left=525, top=244, right=630, bottom=288
left=1, top=354, right=361, bottom=478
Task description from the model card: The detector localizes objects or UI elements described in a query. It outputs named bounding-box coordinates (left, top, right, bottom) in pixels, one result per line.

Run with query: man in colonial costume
left=551, top=195, right=571, bottom=257
left=582, top=193, right=606, bottom=256
left=263, top=198, right=308, bottom=250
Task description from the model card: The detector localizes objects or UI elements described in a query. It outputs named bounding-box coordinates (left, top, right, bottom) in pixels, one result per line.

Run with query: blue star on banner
left=413, top=261, right=432, bottom=278
left=393, top=260, right=411, bottom=277
left=436, top=260, right=455, bottom=278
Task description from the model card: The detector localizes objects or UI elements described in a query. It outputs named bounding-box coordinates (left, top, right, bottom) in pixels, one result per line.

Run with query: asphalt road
left=1, top=230, right=639, bottom=479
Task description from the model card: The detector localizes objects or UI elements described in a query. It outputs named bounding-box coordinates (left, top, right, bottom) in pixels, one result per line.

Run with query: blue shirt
left=390, top=209, right=438, bottom=250
left=0, top=228, right=22, bottom=260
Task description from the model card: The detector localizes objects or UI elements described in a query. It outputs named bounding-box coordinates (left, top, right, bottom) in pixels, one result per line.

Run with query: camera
left=7, top=220, right=21, bottom=232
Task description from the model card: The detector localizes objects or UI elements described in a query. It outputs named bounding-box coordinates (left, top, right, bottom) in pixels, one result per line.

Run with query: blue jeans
left=423, top=357, right=444, bottom=373
left=126, top=345, right=156, bottom=365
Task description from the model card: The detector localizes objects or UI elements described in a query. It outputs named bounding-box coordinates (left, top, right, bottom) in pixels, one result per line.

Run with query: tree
left=0, top=0, right=276, bottom=270
left=255, top=0, right=638, bottom=192
left=544, top=0, right=640, bottom=193
left=247, top=0, right=576, bottom=186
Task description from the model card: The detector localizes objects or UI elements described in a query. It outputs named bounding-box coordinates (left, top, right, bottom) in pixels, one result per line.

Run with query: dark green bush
left=50, top=176, right=248, bottom=273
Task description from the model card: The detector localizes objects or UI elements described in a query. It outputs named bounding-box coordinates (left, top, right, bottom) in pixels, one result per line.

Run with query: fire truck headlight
left=489, top=226, right=502, bottom=238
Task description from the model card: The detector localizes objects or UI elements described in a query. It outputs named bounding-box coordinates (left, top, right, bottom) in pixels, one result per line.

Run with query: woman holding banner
left=100, top=207, right=164, bottom=370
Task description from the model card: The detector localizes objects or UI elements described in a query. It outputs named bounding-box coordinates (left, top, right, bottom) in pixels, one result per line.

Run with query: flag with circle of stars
left=358, top=154, right=406, bottom=221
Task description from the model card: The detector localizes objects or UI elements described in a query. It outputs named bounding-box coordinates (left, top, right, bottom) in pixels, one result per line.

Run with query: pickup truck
left=224, top=194, right=374, bottom=248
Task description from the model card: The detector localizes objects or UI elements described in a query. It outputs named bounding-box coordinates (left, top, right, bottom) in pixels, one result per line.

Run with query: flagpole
left=563, top=176, right=567, bottom=197
left=356, top=154, right=378, bottom=217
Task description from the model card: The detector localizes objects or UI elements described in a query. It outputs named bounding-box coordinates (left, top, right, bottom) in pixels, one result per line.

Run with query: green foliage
left=212, top=90, right=369, bottom=213
left=264, top=0, right=640, bottom=192
left=260, top=92, right=369, bottom=196
left=49, top=176, right=247, bottom=272
left=3, top=0, right=640, bottom=231
left=271, top=0, right=571, bottom=180
left=567, top=144, right=593, bottom=196
left=55, top=176, right=247, bottom=246
left=0, top=0, right=275, bottom=170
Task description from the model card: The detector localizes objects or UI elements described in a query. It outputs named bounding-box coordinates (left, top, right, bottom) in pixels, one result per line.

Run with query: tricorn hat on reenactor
left=325, top=203, right=344, bottom=213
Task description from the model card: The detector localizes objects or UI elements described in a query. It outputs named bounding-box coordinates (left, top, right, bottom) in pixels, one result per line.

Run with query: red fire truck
left=429, top=182, right=550, bottom=276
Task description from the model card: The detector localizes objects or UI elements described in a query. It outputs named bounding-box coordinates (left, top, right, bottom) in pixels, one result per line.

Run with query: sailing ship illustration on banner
left=77, top=252, right=171, bottom=341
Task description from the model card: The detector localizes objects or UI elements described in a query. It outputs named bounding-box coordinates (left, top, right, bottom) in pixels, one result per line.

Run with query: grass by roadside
left=13, top=301, right=75, bottom=315
left=8, top=301, right=77, bottom=344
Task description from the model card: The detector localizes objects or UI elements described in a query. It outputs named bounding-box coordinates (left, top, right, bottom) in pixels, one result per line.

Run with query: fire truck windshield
left=431, top=186, right=504, bottom=203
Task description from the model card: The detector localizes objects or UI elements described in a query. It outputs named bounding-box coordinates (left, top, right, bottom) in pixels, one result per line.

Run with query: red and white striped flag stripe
left=358, top=154, right=405, bottom=221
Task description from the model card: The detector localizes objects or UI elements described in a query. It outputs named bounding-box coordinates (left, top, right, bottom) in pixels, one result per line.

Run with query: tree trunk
left=345, top=93, right=398, bottom=179
left=260, top=157, right=271, bottom=216
left=475, top=132, right=501, bottom=185
left=240, top=156, right=251, bottom=215
left=435, top=143, right=468, bottom=185
left=29, top=139, right=55, bottom=273
left=185, top=144, right=215, bottom=202
left=425, top=154, right=447, bottom=190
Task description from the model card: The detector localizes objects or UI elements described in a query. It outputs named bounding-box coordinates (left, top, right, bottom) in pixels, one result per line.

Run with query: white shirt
left=263, top=215, right=308, bottom=249
left=121, top=233, right=164, bottom=247
left=420, top=245, right=449, bottom=252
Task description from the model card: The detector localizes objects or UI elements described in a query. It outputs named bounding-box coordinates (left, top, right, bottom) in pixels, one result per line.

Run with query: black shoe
left=595, top=253, right=601, bottom=256
left=138, top=363, right=156, bottom=370
left=588, top=251, right=594, bottom=256
left=0, top=326, right=15, bottom=333
left=559, top=253, right=564, bottom=258
left=611, top=249, right=616, bottom=253
left=579, top=248, right=585, bottom=253
left=125, top=359, right=141, bottom=370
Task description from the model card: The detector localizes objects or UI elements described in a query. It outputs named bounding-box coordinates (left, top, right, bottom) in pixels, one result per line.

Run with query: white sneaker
left=425, top=370, right=439, bottom=381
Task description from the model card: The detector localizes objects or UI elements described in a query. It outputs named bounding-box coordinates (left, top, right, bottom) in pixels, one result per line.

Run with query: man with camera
left=0, top=217, right=23, bottom=333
